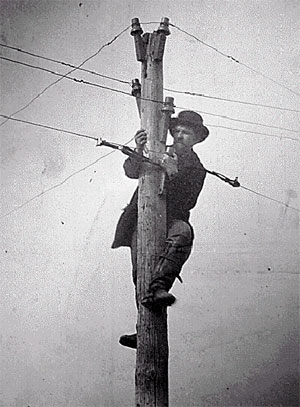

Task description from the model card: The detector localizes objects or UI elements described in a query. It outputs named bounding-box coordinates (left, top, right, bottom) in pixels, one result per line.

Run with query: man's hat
left=169, top=110, right=209, bottom=143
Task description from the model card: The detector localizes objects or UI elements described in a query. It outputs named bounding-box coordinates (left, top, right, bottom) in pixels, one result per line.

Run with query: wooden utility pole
left=131, top=17, right=172, bottom=407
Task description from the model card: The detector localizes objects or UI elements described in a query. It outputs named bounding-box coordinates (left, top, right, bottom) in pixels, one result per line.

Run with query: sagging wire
left=0, top=43, right=130, bottom=86
left=1, top=132, right=299, bottom=219
left=175, top=104, right=299, bottom=134
left=98, top=139, right=300, bottom=212
left=2, top=42, right=298, bottom=114
left=169, top=23, right=300, bottom=98
left=0, top=111, right=295, bottom=199
left=164, top=87, right=300, bottom=114
left=0, top=56, right=134, bottom=100
left=0, top=24, right=131, bottom=127
left=1, top=56, right=299, bottom=142
left=0, top=136, right=135, bottom=220
left=0, top=114, right=98, bottom=141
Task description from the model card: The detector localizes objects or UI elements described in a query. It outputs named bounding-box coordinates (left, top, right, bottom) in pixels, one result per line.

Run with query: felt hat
left=169, top=110, right=209, bottom=142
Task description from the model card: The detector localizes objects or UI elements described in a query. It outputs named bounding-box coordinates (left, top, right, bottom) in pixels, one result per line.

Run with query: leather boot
left=141, top=253, right=180, bottom=311
left=119, top=333, right=137, bottom=349
left=142, top=233, right=192, bottom=311
left=142, top=289, right=176, bottom=311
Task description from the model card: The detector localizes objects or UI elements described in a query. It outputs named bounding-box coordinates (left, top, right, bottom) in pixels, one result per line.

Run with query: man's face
left=172, top=124, right=198, bottom=153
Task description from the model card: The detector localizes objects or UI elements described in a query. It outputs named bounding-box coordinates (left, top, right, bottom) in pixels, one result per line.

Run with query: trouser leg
left=149, top=220, right=193, bottom=292
left=130, top=229, right=138, bottom=308
left=119, top=230, right=138, bottom=348
left=131, top=220, right=193, bottom=310
left=130, top=229, right=138, bottom=286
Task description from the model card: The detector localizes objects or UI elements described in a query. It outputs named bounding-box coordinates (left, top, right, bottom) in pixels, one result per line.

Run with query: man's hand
left=135, top=129, right=147, bottom=154
left=161, top=152, right=178, bottom=178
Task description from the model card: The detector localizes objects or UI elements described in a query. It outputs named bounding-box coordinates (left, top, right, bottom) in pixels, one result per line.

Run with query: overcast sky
left=0, top=1, right=299, bottom=406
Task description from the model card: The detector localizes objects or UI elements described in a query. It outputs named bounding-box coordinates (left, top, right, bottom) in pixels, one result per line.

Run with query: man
left=112, top=111, right=209, bottom=349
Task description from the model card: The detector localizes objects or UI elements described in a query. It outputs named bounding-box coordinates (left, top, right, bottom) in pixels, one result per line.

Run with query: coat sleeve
left=123, top=157, right=141, bottom=179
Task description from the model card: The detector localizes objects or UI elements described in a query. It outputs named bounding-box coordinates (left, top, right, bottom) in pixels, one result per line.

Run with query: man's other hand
left=161, top=152, right=178, bottom=178
left=135, top=129, right=147, bottom=154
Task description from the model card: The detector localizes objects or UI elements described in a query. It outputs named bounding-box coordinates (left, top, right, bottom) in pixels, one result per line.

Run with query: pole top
left=157, top=17, right=170, bottom=35
left=131, top=18, right=143, bottom=36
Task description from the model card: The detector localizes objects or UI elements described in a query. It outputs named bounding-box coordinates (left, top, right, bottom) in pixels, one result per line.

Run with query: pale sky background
left=0, top=1, right=299, bottom=406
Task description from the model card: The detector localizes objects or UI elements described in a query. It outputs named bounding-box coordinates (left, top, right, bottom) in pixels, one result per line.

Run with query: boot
left=119, top=333, right=137, bottom=349
left=141, top=253, right=180, bottom=311
left=141, top=289, right=176, bottom=311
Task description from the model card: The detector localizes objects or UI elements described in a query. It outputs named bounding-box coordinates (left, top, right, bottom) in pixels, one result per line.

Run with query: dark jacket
left=111, top=149, right=206, bottom=248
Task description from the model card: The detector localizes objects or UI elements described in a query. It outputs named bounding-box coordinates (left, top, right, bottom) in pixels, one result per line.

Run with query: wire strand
left=1, top=113, right=298, bottom=213
left=0, top=25, right=130, bottom=127
left=0, top=136, right=134, bottom=220
left=205, top=123, right=299, bottom=142
left=1, top=144, right=298, bottom=219
left=164, top=87, right=300, bottom=113
left=175, top=104, right=299, bottom=134
left=1, top=42, right=298, bottom=114
left=1, top=26, right=298, bottom=220
left=240, top=185, right=300, bottom=212
left=0, top=56, right=133, bottom=99
left=170, top=23, right=300, bottom=98
left=0, top=154, right=112, bottom=219
left=1, top=56, right=299, bottom=142
left=0, top=114, right=98, bottom=141
left=0, top=43, right=130, bottom=86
